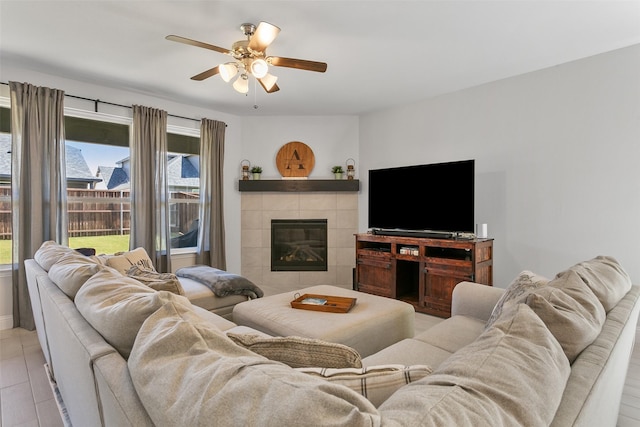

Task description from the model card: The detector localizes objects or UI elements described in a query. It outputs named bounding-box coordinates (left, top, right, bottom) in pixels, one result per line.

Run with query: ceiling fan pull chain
left=253, top=78, right=259, bottom=109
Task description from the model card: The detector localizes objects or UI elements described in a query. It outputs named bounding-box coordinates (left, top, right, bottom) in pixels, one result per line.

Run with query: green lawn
left=0, top=235, right=130, bottom=264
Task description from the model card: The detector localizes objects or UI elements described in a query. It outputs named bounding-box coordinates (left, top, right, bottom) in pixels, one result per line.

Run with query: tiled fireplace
left=240, top=191, right=358, bottom=295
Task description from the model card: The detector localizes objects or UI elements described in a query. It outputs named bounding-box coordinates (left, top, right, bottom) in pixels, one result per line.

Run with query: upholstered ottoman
left=232, top=285, right=415, bottom=358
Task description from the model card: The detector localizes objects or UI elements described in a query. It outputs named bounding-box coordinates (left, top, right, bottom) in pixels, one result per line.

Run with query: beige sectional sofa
left=24, top=241, right=639, bottom=426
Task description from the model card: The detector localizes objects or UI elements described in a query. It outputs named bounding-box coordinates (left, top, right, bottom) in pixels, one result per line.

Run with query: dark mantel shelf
left=238, top=179, right=360, bottom=192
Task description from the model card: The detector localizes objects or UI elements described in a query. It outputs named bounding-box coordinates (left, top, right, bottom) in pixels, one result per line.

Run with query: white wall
left=240, top=116, right=359, bottom=179
left=359, top=44, right=640, bottom=287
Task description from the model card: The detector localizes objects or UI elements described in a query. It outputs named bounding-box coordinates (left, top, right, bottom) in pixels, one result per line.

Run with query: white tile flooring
left=1, top=298, right=638, bottom=426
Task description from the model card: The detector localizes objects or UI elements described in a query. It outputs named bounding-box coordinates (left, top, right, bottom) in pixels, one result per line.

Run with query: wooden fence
left=67, top=188, right=131, bottom=237
left=0, top=187, right=200, bottom=239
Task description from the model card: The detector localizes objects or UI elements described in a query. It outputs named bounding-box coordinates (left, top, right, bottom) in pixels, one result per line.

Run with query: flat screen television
left=368, top=159, right=474, bottom=237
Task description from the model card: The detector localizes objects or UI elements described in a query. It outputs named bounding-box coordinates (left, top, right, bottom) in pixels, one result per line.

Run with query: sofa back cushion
left=379, top=303, right=570, bottom=426
left=128, top=299, right=381, bottom=426
left=34, top=240, right=75, bottom=271
left=560, top=256, right=632, bottom=312
left=525, top=269, right=606, bottom=363
left=75, top=267, right=193, bottom=358
left=47, top=251, right=104, bottom=299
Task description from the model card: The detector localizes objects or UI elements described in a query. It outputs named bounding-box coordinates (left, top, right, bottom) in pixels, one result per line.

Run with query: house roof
left=96, top=166, right=130, bottom=190
left=0, top=134, right=101, bottom=185
left=95, top=154, right=200, bottom=190
left=167, top=155, right=199, bottom=188
left=65, top=145, right=101, bottom=184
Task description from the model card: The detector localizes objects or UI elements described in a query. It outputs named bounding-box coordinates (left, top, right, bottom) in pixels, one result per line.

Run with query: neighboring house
left=65, top=145, right=102, bottom=189
left=96, top=165, right=130, bottom=190
left=0, top=134, right=102, bottom=189
left=95, top=153, right=200, bottom=193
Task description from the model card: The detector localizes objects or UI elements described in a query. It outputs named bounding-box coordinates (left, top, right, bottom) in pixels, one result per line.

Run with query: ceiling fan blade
left=269, top=56, right=327, bottom=73
left=258, top=78, right=280, bottom=93
left=166, top=35, right=231, bottom=55
left=191, top=66, right=220, bottom=81
left=248, top=21, right=281, bottom=52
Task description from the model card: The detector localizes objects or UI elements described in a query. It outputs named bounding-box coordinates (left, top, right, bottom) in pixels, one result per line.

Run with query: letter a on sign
left=276, top=141, right=316, bottom=178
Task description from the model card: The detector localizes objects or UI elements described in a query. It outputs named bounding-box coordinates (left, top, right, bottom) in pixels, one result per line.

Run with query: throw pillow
left=34, top=240, right=74, bottom=271
left=227, top=333, right=362, bottom=369
left=485, top=270, right=549, bottom=328
left=105, top=247, right=155, bottom=275
left=296, top=364, right=432, bottom=407
left=560, top=256, right=632, bottom=312
left=126, top=265, right=185, bottom=295
left=47, top=251, right=103, bottom=299
left=75, top=266, right=193, bottom=358
left=128, top=300, right=379, bottom=426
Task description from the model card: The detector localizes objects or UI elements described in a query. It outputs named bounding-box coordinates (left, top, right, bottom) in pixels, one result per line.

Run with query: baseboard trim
left=0, top=314, right=13, bottom=330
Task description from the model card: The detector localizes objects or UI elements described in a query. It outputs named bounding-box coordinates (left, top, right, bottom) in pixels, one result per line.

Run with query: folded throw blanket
left=175, top=265, right=264, bottom=299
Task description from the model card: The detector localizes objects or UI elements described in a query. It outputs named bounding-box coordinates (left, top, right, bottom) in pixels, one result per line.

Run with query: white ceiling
left=1, top=1, right=639, bottom=117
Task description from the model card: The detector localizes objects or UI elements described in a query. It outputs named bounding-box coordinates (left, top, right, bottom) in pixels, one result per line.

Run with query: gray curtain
left=196, top=118, right=226, bottom=269
left=130, top=105, right=171, bottom=272
left=10, top=81, right=67, bottom=329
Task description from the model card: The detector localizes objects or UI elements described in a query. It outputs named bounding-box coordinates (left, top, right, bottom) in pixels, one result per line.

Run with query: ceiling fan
left=166, top=21, right=327, bottom=94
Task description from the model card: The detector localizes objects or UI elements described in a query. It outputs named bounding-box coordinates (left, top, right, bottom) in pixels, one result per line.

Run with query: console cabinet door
left=422, top=263, right=472, bottom=317
left=356, top=256, right=394, bottom=298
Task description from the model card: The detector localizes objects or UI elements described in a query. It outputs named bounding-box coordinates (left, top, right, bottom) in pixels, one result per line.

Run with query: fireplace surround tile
left=241, top=192, right=358, bottom=291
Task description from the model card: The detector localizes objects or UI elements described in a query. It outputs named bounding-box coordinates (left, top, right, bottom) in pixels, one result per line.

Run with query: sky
left=66, top=141, right=129, bottom=176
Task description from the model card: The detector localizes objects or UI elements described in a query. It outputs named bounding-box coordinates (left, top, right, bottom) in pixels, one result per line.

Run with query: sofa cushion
left=362, top=338, right=453, bottom=369
left=128, top=299, right=381, bottom=426
left=47, top=251, right=103, bottom=299
left=525, top=269, right=606, bottom=363
left=379, top=304, right=570, bottom=426
left=75, top=266, right=194, bottom=358
left=105, top=247, right=155, bottom=275
left=227, top=333, right=362, bottom=368
left=414, top=315, right=485, bottom=354
left=126, top=265, right=185, bottom=296
left=296, top=364, right=432, bottom=407
left=34, top=240, right=74, bottom=271
left=485, top=270, right=549, bottom=328
left=561, top=255, right=632, bottom=312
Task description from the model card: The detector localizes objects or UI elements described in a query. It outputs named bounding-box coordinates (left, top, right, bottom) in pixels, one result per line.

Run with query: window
left=0, top=105, right=202, bottom=262
left=65, top=113, right=132, bottom=255
left=167, top=130, right=201, bottom=250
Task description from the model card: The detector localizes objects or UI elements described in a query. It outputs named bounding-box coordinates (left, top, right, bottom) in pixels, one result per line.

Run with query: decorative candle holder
left=241, top=159, right=251, bottom=181
left=346, top=158, right=356, bottom=180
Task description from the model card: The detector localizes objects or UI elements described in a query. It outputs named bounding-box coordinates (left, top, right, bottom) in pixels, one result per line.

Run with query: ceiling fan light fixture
left=233, top=74, right=249, bottom=94
left=219, top=62, right=238, bottom=82
left=250, top=58, right=269, bottom=78
left=251, top=22, right=280, bottom=49
left=260, top=73, right=278, bottom=91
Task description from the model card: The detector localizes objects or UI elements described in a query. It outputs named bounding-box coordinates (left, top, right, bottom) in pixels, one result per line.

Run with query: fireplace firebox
left=271, top=219, right=328, bottom=271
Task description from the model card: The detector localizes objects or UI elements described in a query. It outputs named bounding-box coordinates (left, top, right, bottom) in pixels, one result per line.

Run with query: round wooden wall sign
left=276, top=141, right=315, bottom=178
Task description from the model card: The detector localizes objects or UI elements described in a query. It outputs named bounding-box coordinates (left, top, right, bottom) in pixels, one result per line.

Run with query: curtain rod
left=1, top=81, right=221, bottom=125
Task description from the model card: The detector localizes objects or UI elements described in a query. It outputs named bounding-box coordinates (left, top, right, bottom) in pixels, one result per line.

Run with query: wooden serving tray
left=291, top=293, right=357, bottom=313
